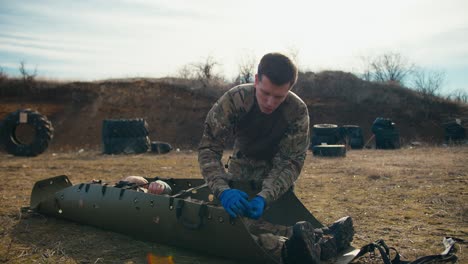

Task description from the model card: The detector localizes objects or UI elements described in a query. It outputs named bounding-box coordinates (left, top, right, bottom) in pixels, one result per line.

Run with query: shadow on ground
left=9, top=212, right=240, bottom=264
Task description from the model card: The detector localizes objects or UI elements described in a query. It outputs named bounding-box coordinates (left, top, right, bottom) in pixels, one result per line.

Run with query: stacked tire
left=310, top=124, right=342, bottom=148
left=372, top=117, right=400, bottom=149
left=312, top=144, right=346, bottom=157
left=443, top=119, right=466, bottom=143
left=102, top=119, right=150, bottom=154
left=342, top=125, right=364, bottom=149
left=0, top=109, right=54, bottom=156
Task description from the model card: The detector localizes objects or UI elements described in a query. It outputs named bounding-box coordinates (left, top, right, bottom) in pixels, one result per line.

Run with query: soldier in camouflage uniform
left=198, top=52, right=309, bottom=212
left=198, top=53, right=353, bottom=263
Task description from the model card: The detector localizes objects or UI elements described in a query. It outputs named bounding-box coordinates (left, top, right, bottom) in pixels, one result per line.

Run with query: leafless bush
left=19, top=61, right=37, bottom=88
left=191, top=56, right=220, bottom=81
left=447, top=89, right=468, bottom=104
left=411, top=67, right=445, bottom=97
left=176, top=65, right=195, bottom=79
left=236, top=53, right=256, bottom=84
left=360, top=52, right=414, bottom=86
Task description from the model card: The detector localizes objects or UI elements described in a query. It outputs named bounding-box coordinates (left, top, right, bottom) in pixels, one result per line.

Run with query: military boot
left=281, top=221, right=321, bottom=264
left=317, top=234, right=337, bottom=261
left=325, top=216, right=354, bottom=251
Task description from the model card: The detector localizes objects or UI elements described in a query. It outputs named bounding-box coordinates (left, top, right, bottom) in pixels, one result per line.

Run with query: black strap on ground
left=351, top=237, right=464, bottom=264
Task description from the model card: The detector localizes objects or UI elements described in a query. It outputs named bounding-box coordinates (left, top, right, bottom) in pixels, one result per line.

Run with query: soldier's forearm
left=259, top=156, right=304, bottom=204
left=198, top=148, right=231, bottom=197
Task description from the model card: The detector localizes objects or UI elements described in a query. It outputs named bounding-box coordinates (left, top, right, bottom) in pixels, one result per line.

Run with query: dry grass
left=0, top=146, right=467, bottom=263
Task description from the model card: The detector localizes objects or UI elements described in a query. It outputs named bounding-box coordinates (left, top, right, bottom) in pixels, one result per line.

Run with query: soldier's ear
left=254, top=74, right=259, bottom=87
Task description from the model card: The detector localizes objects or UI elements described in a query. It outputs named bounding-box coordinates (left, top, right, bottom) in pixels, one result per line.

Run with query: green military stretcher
left=29, top=175, right=359, bottom=263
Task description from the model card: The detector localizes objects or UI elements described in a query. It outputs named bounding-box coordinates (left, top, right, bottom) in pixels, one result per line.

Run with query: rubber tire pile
left=0, top=109, right=54, bottom=156
left=310, top=124, right=346, bottom=157
left=341, top=125, right=364, bottom=149
left=443, top=119, right=466, bottom=143
left=310, top=124, right=341, bottom=147
left=102, top=119, right=151, bottom=154
left=312, top=144, right=346, bottom=157
left=371, top=117, right=400, bottom=149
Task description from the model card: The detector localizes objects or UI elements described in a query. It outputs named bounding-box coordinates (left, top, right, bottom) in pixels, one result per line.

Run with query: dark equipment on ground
left=28, top=175, right=359, bottom=264
left=372, top=118, right=400, bottom=149
left=102, top=118, right=150, bottom=154
left=151, top=141, right=173, bottom=154
left=0, top=109, right=53, bottom=156
left=340, top=125, right=364, bottom=149
left=351, top=237, right=463, bottom=264
left=443, top=119, right=466, bottom=144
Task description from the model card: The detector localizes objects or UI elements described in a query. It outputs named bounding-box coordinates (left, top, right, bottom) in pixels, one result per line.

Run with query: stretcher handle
left=175, top=200, right=208, bottom=230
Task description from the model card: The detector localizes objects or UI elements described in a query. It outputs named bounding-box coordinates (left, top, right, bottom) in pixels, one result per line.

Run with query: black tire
left=310, top=134, right=340, bottom=147
left=150, top=141, right=173, bottom=154
left=312, top=124, right=339, bottom=136
left=375, top=129, right=400, bottom=149
left=102, top=136, right=150, bottom=154
left=1, top=109, right=54, bottom=156
left=312, top=144, right=346, bottom=157
left=102, top=119, right=149, bottom=138
left=342, top=125, right=364, bottom=149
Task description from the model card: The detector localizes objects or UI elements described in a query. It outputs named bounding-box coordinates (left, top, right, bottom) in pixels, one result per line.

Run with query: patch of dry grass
left=0, top=146, right=467, bottom=263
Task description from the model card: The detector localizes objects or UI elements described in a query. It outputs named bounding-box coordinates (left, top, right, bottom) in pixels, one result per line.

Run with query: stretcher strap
left=351, top=237, right=464, bottom=264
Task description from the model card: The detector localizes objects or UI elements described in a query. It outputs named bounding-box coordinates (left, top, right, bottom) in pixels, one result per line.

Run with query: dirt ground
left=0, top=146, right=467, bottom=263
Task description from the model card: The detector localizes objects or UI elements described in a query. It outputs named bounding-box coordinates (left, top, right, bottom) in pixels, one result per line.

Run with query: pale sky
left=1, top=0, right=467, bottom=94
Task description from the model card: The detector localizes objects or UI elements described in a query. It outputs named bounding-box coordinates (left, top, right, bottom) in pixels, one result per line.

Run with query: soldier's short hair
left=257, top=53, right=298, bottom=87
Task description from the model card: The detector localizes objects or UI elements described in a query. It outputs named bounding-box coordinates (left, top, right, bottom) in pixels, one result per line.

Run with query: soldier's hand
left=247, top=196, right=265, bottom=219
left=219, top=189, right=250, bottom=218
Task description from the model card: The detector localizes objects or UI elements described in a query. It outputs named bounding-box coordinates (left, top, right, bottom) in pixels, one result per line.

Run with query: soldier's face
left=254, top=74, right=291, bottom=114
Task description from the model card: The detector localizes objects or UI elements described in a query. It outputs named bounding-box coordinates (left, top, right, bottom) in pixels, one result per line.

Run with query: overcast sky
left=1, top=0, right=467, bottom=94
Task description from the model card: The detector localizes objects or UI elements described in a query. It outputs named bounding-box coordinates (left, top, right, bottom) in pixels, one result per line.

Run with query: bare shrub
left=411, top=67, right=445, bottom=97
left=236, top=53, right=256, bottom=84
left=191, top=56, right=220, bottom=81
left=19, top=61, right=37, bottom=88
left=176, top=65, right=195, bottom=79
left=448, top=89, right=468, bottom=104
left=360, top=52, right=414, bottom=86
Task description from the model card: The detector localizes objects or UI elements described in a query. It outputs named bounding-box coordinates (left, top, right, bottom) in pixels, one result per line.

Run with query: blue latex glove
left=247, top=196, right=266, bottom=219
left=219, top=189, right=250, bottom=218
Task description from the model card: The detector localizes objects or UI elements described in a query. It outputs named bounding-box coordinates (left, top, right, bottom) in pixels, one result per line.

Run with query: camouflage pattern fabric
left=244, top=219, right=291, bottom=261
left=198, top=84, right=310, bottom=204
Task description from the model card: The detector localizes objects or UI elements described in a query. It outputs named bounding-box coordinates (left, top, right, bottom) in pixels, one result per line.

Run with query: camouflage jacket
left=198, top=84, right=310, bottom=204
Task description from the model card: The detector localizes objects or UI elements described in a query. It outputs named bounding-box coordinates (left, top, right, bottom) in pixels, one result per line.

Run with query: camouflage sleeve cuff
left=256, top=191, right=271, bottom=205
left=212, top=181, right=231, bottom=199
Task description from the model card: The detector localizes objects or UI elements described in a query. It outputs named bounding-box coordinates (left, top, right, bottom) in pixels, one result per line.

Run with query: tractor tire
left=342, top=125, right=364, bottom=149
left=310, top=134, right=340, bottom=147
left=311, top=124, right=341, bottom=149
left=312, top=124, right=339, bottom=136
left=1, top=109, right=54, bottom=156
left=312, top=144, right=346, bottom=157
left=150, top=141, right=173, bottom=154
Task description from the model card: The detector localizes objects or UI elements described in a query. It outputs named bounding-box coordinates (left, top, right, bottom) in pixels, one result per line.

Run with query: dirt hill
left=0, top=72, right=466, bottom=151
